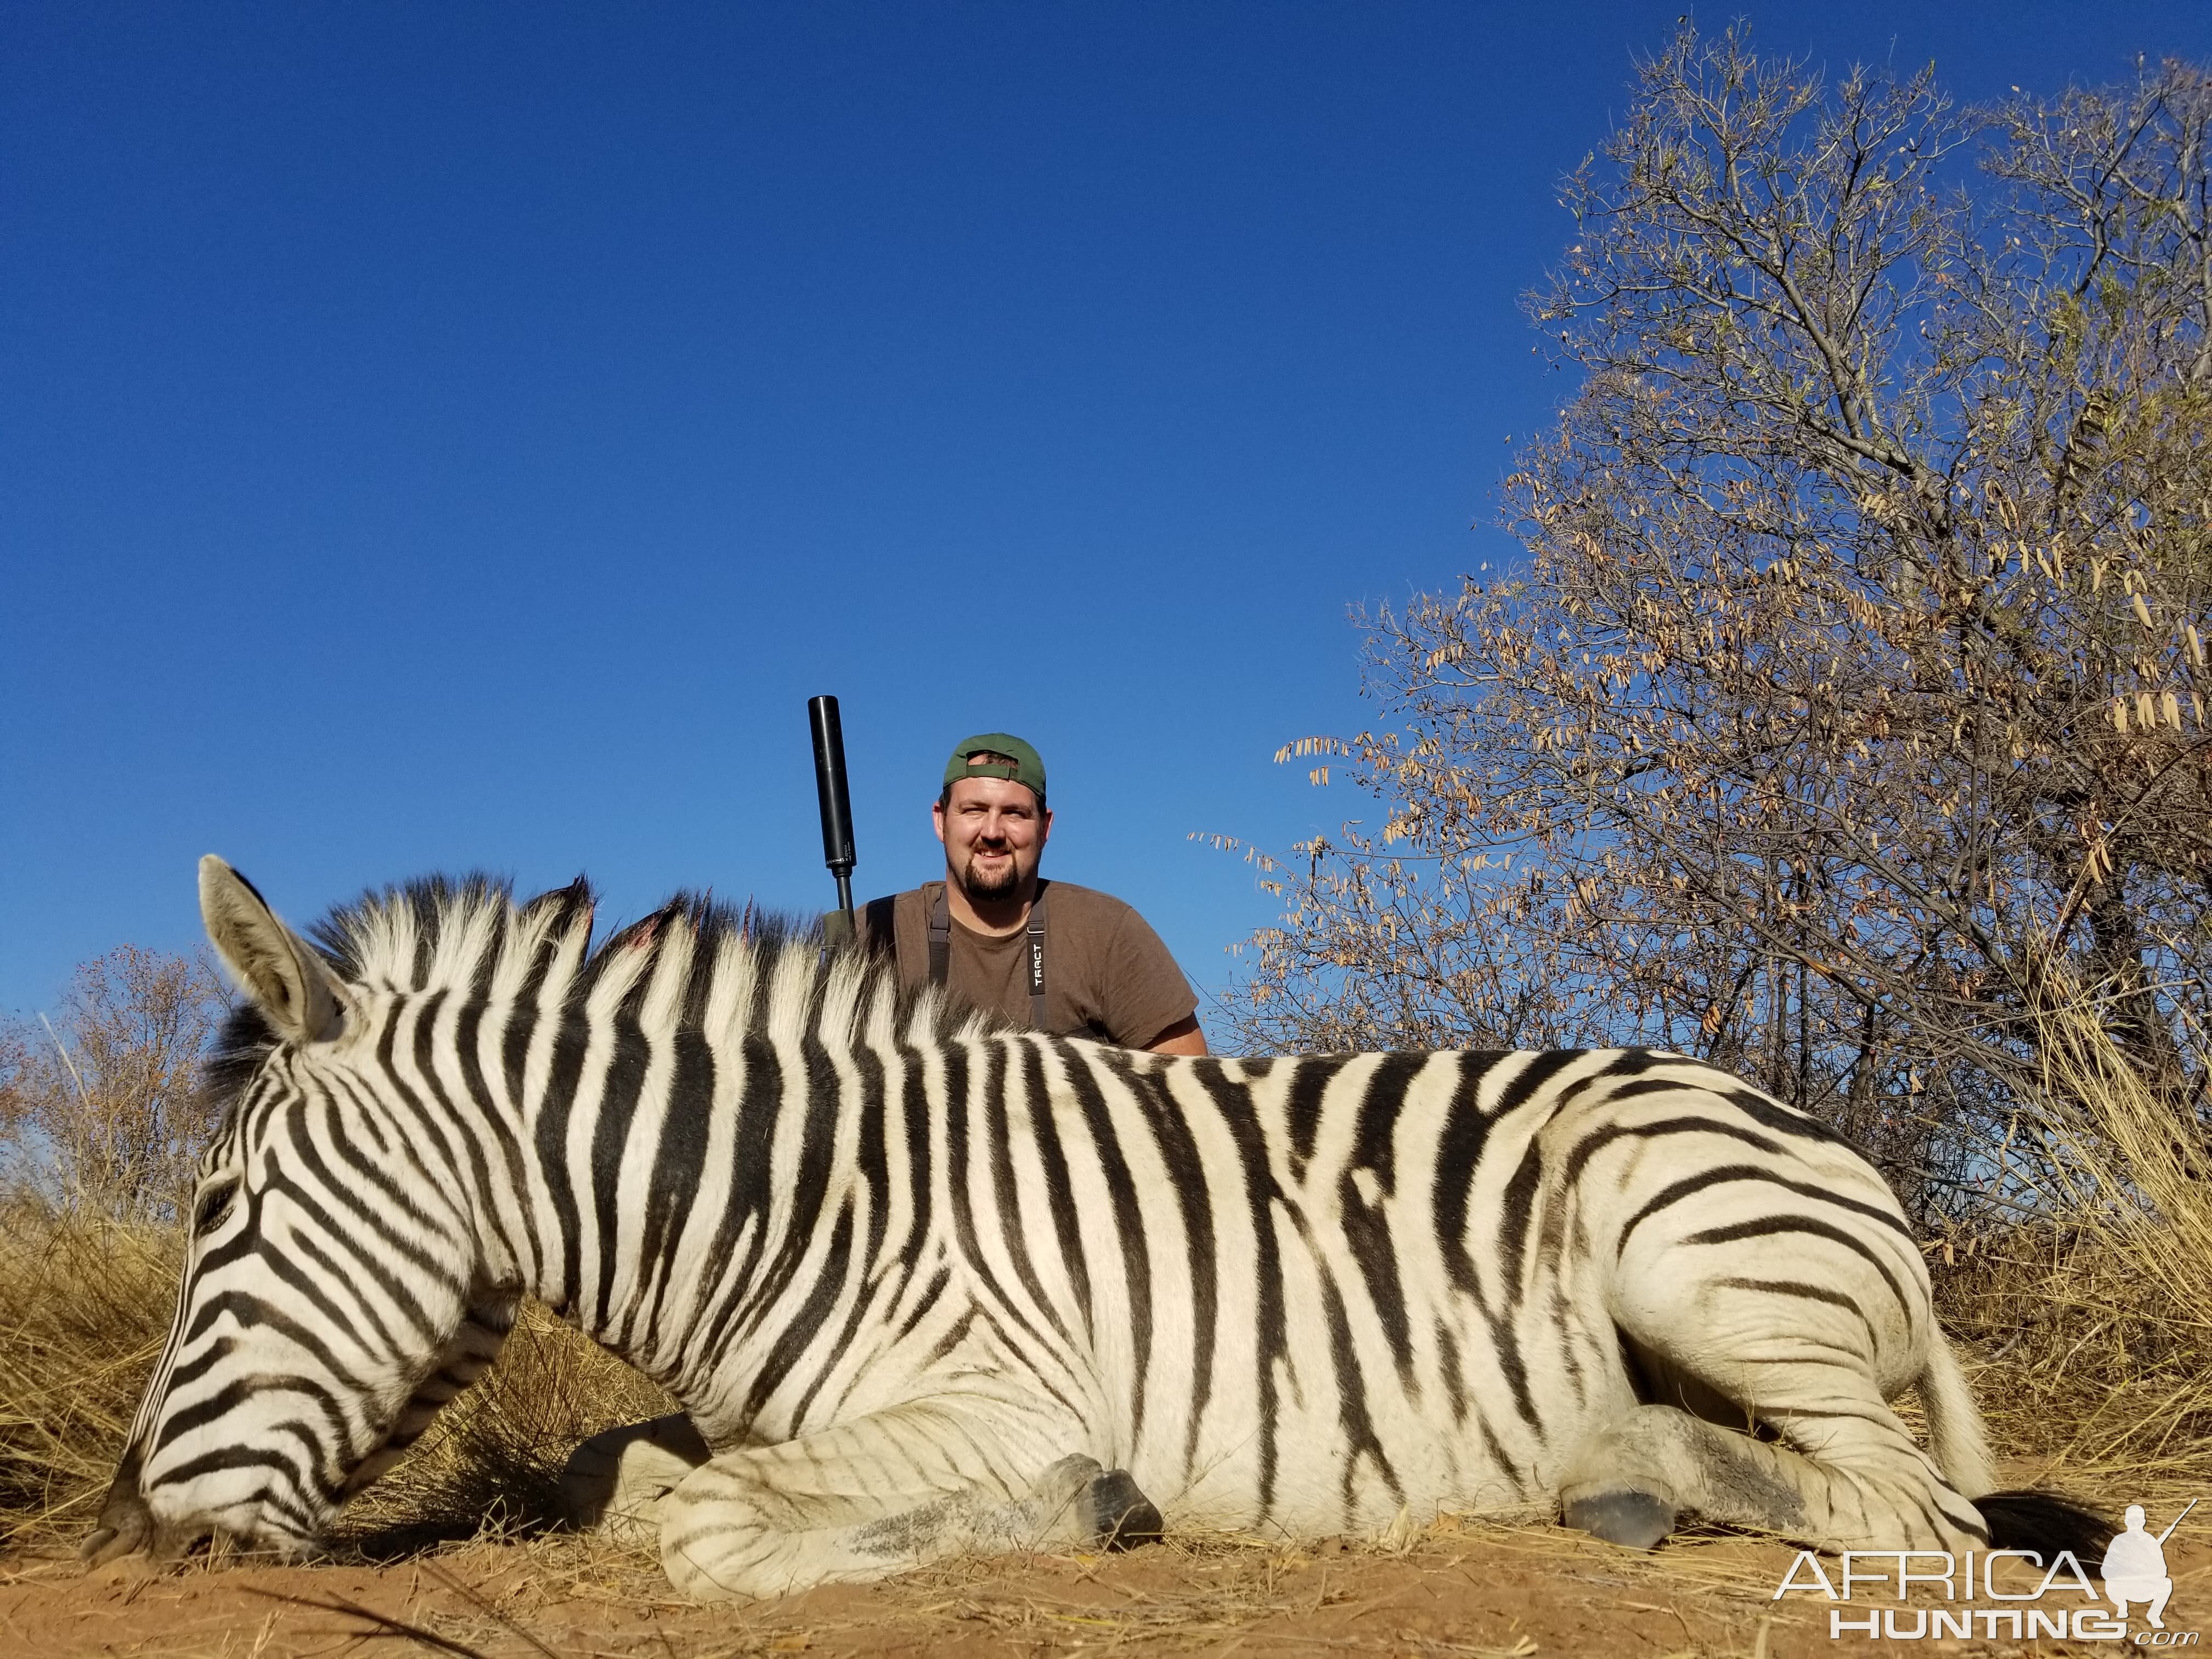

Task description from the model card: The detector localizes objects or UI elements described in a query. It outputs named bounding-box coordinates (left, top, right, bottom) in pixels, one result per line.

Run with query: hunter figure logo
left=2107, top=1502, right=2194, bottom=1629
left=1773, top=1498, right=2198, bottom=1644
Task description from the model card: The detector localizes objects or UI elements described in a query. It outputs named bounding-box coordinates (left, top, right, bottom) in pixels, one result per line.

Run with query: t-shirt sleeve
left=1100, top=905, right=1199, bottom=1048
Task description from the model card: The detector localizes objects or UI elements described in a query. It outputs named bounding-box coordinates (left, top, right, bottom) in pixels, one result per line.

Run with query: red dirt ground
left=6, top=1520, right=2203, bottom=1659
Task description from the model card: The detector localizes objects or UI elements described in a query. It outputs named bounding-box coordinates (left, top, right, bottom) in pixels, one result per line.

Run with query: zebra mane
left=205, top=873, right=992, bottom=1101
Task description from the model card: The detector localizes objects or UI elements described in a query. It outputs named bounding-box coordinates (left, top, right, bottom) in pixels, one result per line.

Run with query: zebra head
left=83, top=856, right=506, bottom=1566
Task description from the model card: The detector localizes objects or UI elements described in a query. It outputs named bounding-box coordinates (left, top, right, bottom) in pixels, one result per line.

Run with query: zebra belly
left=1124, top=1276, right=1634, bottom=1537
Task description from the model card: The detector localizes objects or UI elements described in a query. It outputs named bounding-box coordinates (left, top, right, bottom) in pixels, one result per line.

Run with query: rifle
left=808, top=695, right=859, bottom=947
left=2156, top=1497, right=2198, bottom=1544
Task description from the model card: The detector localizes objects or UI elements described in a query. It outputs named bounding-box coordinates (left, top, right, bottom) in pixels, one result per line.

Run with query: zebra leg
left=560, top=1413, right=712, bottom=1541
left=656, top=1405, right=1160, bottom=1601
left=1560, top=1393, right=1982, bottom=1552
left=1562, top=1271, right=1987, bottom=1553
left=1562, top=1402, right=1815, bottom=1547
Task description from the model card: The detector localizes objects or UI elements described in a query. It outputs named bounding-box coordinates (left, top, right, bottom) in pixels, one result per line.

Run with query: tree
left=1220, top=27, right=2212, bottom=1215
left=0, top=948, right=232, bottom=1222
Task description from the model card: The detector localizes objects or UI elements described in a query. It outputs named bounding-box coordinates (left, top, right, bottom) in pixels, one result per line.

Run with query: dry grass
left=1938, top=1226, right=2212, bottom=1478
left=340, top=1301, right=676, bottom=1556
left=1928, top=995, right=2212, bottom=1485
left=0, top=1201, right=178, bottom=1549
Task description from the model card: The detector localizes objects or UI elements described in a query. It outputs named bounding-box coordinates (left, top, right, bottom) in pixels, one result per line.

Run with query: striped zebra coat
left=87, top=858, right=2083, bottom=1599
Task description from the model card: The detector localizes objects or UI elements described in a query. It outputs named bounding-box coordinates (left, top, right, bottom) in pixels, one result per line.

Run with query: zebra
left=84, top=857, right=2100, bottom=1599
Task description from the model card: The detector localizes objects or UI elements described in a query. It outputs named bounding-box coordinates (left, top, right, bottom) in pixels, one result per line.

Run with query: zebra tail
left=1917, top=1331, right=1995, bottom=1500
left=1974, top=1490, right=2116, bottom=1558
left=1923, top=1333, right=2116, bottom=1558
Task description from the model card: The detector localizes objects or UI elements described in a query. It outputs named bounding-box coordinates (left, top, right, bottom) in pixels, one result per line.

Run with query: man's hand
left=1146, top=1014, right=1207, bottom=1057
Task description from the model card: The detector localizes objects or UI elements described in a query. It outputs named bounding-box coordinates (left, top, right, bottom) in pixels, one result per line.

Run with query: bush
left=1, top=947, right=230, bottom=1222
left=1217, top=26, right=2212, bottom=1227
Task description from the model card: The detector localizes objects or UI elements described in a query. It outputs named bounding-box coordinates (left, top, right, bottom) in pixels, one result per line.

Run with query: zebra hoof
left=1563, top=1489, right=1677, bottom=1550
left=1079, top=1469, right=1163, bottom=1550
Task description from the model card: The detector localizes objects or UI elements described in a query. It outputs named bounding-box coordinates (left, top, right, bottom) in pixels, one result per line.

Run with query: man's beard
left=956, top=849, right=1025, bottom=903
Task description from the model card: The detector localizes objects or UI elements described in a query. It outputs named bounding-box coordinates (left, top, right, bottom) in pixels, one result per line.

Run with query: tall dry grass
left=0, top=1201, right=178, bottom=1549
left=1930, top=992, right=2212, bottom=1483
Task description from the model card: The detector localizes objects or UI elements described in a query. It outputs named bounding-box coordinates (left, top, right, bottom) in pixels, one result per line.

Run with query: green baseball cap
left=943, top=732, right=1047, bottom=803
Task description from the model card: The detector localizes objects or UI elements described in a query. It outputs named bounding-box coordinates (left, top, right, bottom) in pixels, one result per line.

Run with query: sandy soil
left=6, top=1518, right=2204, bottom=1659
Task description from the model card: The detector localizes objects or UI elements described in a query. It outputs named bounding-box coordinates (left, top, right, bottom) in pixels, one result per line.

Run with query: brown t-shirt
left=854, top=879, right=1197, bottom=1047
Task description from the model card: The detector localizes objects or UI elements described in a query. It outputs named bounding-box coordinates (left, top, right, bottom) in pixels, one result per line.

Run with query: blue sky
left=7, top=1, right=2208, bottom=1026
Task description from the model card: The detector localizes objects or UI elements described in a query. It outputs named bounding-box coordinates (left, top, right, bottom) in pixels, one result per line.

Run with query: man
left=856, top=732, right=1206, bottom=1053
left=2103, top=1503, right=2183, bottom=1629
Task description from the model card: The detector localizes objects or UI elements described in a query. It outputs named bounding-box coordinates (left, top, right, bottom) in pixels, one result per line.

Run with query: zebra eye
left=193, top=1181, right=238, bottom=1235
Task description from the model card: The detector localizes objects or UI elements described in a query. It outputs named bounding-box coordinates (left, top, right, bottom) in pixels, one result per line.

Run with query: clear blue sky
left=7, top=2, right=2208, bottom=1025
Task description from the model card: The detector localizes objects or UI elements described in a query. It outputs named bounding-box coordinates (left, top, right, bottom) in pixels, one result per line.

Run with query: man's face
left=935, top=775, right=1052, bottom=904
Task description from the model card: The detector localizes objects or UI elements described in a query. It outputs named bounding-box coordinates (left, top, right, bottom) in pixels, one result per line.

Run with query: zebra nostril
left=81, top=1496, right=152, bottom=1566
left=82, top=1446, right=157, bottom=1567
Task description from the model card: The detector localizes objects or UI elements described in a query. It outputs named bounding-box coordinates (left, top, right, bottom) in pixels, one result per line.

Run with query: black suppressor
left=808, top=695, right=857, bottom=945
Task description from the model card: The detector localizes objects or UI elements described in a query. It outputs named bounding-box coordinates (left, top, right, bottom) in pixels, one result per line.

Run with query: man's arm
left=1147, top=1013, right=1208, bottom=1056
left=1096, top=897, right=1204, bottom=1052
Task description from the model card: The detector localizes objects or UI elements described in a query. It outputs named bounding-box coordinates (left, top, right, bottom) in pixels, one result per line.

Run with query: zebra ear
left=198, top=856, right=347, bottom=1044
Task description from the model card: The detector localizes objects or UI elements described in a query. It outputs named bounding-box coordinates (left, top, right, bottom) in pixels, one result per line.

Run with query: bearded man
left=855, top=733, right=1205, bottom=1054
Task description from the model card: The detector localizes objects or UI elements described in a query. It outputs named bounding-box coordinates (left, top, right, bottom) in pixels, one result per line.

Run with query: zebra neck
left=512, top=1019, right=859, bottom=1413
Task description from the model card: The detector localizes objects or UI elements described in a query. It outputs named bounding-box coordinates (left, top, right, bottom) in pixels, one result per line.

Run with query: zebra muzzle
left=81, top=1445, right=157, bottom=1567
left=80, top=1492, right=153, bottom=1567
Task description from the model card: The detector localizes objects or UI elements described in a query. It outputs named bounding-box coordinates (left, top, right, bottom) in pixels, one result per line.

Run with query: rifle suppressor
left=808, top=695, right=858, bottom=945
